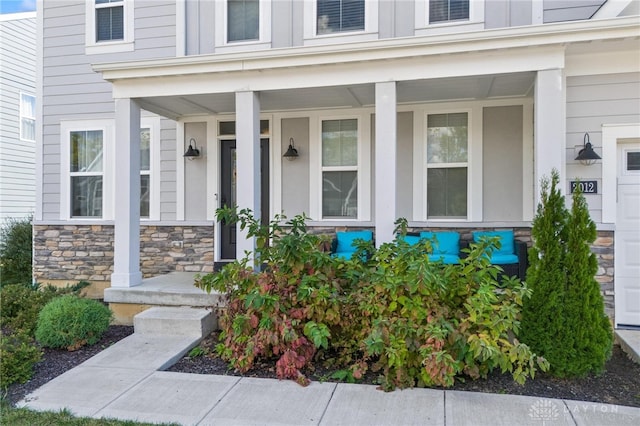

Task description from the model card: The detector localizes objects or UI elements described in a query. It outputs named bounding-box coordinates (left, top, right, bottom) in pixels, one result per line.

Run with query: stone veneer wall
left=33, top=225, right=214, bottom=282
left=307, top=226, right=615, bottom=319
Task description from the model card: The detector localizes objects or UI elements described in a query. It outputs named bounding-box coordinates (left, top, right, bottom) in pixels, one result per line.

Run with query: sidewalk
left=18, top=333, right=640, bottom=426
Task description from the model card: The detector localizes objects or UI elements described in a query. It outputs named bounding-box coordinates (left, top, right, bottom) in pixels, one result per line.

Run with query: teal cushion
left=336, top=230, right=373, bottom=254
left=428, top=254, right=460, bottom=264
left=398, top=234, right=421, bottom=245
left=420, top=231, right=460, bottom=255
left=472, top=230, right=514, bottom=255
left=332, top=251, right=356, bottom=260
left=489, top=254, right=519, bottom=265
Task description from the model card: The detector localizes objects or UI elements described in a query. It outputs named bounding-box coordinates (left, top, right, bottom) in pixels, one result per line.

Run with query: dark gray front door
left=220, top=139, right=269, bottom=259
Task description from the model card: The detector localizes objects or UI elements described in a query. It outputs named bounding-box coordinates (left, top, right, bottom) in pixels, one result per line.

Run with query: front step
left=134, top=307, right=216, bottom=338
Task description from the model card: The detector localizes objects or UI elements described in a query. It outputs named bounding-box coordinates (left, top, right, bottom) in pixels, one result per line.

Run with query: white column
left=235, top=91, right=261, bottom=266
left=111, top=98, right=142, bottom=287
left=534, top=69, right=566, bottom=204
left=375, top=81, right=397, bottom=246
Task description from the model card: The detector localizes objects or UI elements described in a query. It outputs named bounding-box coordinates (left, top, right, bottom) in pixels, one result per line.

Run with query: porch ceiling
left=136, top=72, right=536, bottom=119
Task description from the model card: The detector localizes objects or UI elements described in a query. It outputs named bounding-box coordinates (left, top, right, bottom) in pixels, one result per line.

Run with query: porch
left=104, top=272, right=223, bottom=325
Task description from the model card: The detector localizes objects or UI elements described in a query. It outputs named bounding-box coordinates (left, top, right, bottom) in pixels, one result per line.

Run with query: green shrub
left=521, top=171, right=612, bottom=377
left=0, top=331, right=43, bottom=389
left=35, top=295, right=112, bottom=350
left=198, top=210, right=547, bottom=389
left=0, top=217, right=33, bottom=287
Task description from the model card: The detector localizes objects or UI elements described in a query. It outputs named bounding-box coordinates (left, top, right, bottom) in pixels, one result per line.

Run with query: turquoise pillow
left=472, top=230, right=514, bottom=255
left=398, top=234, right=421, bottom=245
left=428, top=254, right=460, bottom=264
left=420, top=231, right=460, bottom=255
left=336, top=230, right=373, bottom=253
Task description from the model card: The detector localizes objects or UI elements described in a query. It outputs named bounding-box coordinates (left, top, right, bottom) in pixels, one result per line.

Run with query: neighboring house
left=0, top=11, right=37, bottom=220
left=34, top=1, right=640, bottom=328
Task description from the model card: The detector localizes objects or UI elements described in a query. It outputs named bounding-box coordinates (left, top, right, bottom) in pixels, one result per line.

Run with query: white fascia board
left=566, top=48, right=640, bottom=76
left=110, top=46, right=565, bottom=99
left=93, top=16, right=639, bottom=80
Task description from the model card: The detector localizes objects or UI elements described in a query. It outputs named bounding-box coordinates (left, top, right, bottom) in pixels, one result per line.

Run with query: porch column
left=375, top=81, right=397, bottom=246
left=534, top=69, right=566, bottom=202
left=111, top=98, right=142, bottom=287
left=235, top=91, right=261, bottom=267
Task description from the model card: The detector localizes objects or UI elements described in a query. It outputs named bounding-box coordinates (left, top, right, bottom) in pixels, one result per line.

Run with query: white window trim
left=414, top=0, right=484, bottom=36
left=413, top=104, right=482, bottom=222
left=85, top=0, right=134, bottom=55
left=214, top=0, right=272, bottom=54
left=303, top=0, right=378, bottom=45
left=141, top=117, right=160, bottom=221
left=310, top=111, right=371, bottom=221
left=19, top=92, right=36, bottom=142
left=60, top=119, right=114, bottom=221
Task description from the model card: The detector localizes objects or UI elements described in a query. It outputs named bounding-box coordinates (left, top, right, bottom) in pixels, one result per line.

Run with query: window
left=20, top=93, right=35, bottom=142
left=426, top=113, right=468, bottom=218
left=95, top=0, right=124, bottom=42
left=70, top=130, right=104, bottom=217
left=140, top=128, right=150, bottom=217
left=429, top=0, right=469, bottom=23
left=317, top=0, right=365, bottom=35
left=228, top=0, right=259, bottom=42
left=322, top=119, right=358, bottom=218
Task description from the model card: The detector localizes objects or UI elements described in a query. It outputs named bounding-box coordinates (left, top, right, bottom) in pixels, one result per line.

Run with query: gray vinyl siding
left=0, top=14, right=36, bottom=220
left=565, top=72, right=640, bottom=223
left=41, top=0, right=177, bottom=220
left=485, top=0, right=533, bottom=28
left=159, top=121, right=177, bottom=221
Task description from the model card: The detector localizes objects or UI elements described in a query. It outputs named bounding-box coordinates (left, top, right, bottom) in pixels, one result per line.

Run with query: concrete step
left=615, top=329, right=640, bottom=364
left=134, top=306, right=216, bottom=338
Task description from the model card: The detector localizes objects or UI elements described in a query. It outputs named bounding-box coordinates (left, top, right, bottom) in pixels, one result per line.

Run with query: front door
left=219, top=139, right=270, bottom=260
left=615, top=142, right=640, bottom=327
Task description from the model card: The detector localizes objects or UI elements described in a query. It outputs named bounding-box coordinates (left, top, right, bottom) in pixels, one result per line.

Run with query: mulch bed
left=4, top=326, right=640, bottom=409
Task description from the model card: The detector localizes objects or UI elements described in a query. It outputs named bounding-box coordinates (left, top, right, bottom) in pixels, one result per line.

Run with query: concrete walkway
left=18, top=332, right=640, bottom=426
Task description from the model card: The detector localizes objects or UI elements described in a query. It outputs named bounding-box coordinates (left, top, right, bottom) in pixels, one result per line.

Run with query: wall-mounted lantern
left=283, top=137, right=299, bottom=161
left=575, top=133, right=601, bottom=166
left=184, top=138, right=201, bottom=160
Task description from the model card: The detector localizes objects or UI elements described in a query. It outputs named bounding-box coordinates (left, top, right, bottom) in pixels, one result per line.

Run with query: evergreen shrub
left=0, top=217, right=33, bottom=287
left=520, top=170, right=612, bottom=377
left=35, top=295, right=112, bottom=350
left=0, top=331, right=43, bottom=389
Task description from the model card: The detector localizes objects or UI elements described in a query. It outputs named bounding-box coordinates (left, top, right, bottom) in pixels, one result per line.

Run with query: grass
left=0, top=402, right=179, bottom=426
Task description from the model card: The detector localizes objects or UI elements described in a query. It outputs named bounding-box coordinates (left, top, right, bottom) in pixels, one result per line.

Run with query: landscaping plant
left=35, top=295, right=112, bottom=351
left=520, top=170, right=612, bottom=377
left=198, top=210, right=547, bottom=389
left=0, top=217, right=33, bottom=287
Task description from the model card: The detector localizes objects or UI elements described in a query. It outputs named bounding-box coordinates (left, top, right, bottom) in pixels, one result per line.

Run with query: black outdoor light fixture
left=283, top=137, right=299, bottom=160
left=575, top=133, right=601, bottom=166
left=184, top=138, right=201, bottom=159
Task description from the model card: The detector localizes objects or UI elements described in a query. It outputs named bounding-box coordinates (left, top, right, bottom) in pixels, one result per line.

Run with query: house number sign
left=570, top=180, right=597, bottom=194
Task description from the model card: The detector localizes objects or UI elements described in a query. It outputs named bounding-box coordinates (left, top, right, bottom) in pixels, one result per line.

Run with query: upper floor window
left=96, top=0, right=124, bottom=42
left=317, top=0, right=365, bottom=35
left=86, top=0, right=134, bottom=54
left=429, top=0, right=469, bottom=23
left=20, top=93, right=36, bottom=142
left=426, top=113, right=468, bottom=218
left=228, top=0, right=259, bottom=42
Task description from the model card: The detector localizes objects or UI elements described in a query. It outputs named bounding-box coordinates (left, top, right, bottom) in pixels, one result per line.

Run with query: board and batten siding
left=565, top=72, right=640, bottom=223
left=40, top=1, right=177, bottom=220
left=0, top=13, right=37, bottom=220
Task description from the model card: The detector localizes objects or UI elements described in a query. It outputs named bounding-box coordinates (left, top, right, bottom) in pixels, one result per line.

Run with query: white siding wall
left=40, top=1, right=177, bottom=220
left=565, top=72, right=640, bottom=223
left=0, top=14, right=36, bottom=220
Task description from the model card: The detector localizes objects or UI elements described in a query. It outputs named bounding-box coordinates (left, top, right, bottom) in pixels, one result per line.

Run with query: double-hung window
left=317, top=0, right=365, bottom=35
left=20, top=93, right=36, bottom=142
left=426, top=113, right=468, bottom=219
left=429, top=0, right=469, bottom=23
left=95, top=0, right=124, bottom=42
left=321, top=119, right=358, bottom=218
left=70, top=130, right=104, bottom=218
left=227, top=0, right=259, bottom=42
